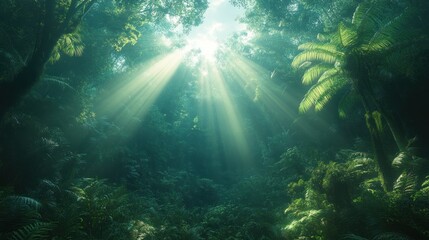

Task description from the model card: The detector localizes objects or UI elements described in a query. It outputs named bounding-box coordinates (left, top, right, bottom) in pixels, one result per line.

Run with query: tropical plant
left=291, top=0, right=429, bottom=190
left=0, top=0, right=209, bottom=119
left=283, top=148, right=429, bottom=239
left=0, top=195, right=55, bottom=240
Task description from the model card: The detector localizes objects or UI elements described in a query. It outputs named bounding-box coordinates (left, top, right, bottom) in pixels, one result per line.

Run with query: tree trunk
left=365, top=111, right=394, bottom=191
left=382, top=110, right=408, bottom=152
left=0, top=0, right=58, bottom=119
left=354, top=75, right=395, bottom=191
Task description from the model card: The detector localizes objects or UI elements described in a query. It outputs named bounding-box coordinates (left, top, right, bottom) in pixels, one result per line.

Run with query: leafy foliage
left=8, top=222, right=54, bottom=240
left=283, top=148, right=429, bottom=239
left=293, top=0, right=427, bottom=115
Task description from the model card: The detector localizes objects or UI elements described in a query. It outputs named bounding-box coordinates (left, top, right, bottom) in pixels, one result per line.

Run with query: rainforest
left=1, top=0, right=429, bottom=239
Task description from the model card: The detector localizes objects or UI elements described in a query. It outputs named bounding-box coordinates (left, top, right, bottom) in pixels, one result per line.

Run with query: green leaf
left=366, top=7, right=416, bottom=52
left=10, top=222, right=54, bottom=240
left=292, top=50, right=339, bottom=69
left=339, top=22, right=358, bottom=47
left=299, top=74, right=347, bottom=113
left=298, top=42, right=340, bottom=54
left=301, top=64, right=331, bottom=85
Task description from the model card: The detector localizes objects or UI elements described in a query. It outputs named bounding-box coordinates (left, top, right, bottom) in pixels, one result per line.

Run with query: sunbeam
left=223, top=51, right=299, bottom=128
left=98, top=49, right=185, bottom=131
left=197, top=58, right=254, bottom=170
left=187, top=37, right=219, bottom=61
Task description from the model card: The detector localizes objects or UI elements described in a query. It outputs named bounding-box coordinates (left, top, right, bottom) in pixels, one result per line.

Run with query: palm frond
left=314, top=76, right=348, bottom=111
left=299, top=74, right=347, bottom=113
left=313, top=89, right=336, bottom=111
left=384, top=41, right=429, bottom=77
left=301, top=64, right=331, bottom=85
left=339, top=22, right=358, bottom=48
left=291, top=50, right=339, bottom=69
left=353, top=1, right=389, bottom=38
left=351, top=1, right=372, bottom=26
left=317, top=68, right=340, bottom=83
left=365, top=7, right=415, bottom=52
left=298, top=42, right=340, bottom=54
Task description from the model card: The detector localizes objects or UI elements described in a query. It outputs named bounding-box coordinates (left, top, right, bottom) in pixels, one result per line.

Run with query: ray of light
left=223, top=51, right=299, bottom=127
left=197, top=58, right=253, bottom=169
left=98, top=49, right=185, bottom=131
left=222, top=50, right=337, bottom=140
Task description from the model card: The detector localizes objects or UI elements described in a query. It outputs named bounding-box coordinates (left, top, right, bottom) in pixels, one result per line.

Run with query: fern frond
left=392, top=152, right=409, bottom=169
left=10, top=222, right=54, bottom=240
left=393, top=172, right=417, bottom=195
left=5, top=196, right=42, bottom=210
left=292, top=50, right=339, bottom=69
left=301, top=64, right=331, bottom=85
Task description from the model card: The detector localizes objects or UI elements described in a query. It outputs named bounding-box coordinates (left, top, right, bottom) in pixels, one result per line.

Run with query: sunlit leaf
left=339, top=22, right=358, bottom=47
left=301, top=64, right=331, bottom=85
left=292, top=50, right=338, bottom=69
left=299, top=74, right=347, bottom=113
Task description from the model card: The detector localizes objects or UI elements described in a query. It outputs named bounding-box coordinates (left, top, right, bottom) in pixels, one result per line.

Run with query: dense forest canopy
left=1, top=0, right=429, bottom=239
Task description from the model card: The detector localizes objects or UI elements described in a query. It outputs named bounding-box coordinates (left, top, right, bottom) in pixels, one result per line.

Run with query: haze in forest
left=0, top=0, right=429, bottom=239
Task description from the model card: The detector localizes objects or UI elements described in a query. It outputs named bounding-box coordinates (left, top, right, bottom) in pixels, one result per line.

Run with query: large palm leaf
left=293, top=0, right=421, bottom=115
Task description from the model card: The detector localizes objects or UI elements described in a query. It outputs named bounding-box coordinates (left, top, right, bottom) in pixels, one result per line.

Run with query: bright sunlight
left=186, top=37, right=219, bottom=60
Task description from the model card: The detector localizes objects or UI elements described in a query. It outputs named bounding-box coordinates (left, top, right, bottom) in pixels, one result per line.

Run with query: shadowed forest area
left=1, top=0, right=429, bottom=239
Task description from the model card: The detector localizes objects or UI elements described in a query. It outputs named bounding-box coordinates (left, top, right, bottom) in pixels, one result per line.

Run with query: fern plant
left=0, top=195, right=55, bottom=240
left=8, top=222, right=54, bottom=240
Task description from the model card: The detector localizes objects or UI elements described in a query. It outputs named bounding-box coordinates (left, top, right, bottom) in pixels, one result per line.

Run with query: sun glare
left=187, top=37, right=219, bottom=60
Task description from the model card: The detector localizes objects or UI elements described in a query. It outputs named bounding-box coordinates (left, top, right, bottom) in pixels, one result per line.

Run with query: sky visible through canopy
left=186, top=0, right=245, bottom=59
left=101, top=0, right=297, bottom=170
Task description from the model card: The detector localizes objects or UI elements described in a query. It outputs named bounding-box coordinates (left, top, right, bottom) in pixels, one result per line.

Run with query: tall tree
left=292, top=0, right=429, bottom=190
left=0, top=0, right=208, bottom=119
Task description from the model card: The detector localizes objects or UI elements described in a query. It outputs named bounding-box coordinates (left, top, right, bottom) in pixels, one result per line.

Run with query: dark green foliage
left=8, top=222, right=54, bottom=240
left=1, top=0, right=429, bottom=239
left=282, top=149, right=429, bottom=239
